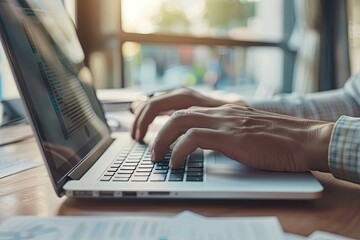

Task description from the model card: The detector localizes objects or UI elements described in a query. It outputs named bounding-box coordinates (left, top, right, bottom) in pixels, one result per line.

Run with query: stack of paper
left=0, top=211, right=352, bottom=240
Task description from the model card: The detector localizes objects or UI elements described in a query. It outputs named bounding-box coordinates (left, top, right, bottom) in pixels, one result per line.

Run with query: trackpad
left=206, top=151, right=251, bottom=169
left=214, top=152, right=235, bottom=164
left=205, top=152, right=262, bottom=180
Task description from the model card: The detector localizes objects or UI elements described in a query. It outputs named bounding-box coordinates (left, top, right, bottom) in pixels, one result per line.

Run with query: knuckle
left=243, top=117, right=254, bottom=126
left=146, top=99, right=159, bottom=112
left=185, top=128, right=200, bottom=138
left=245, top=106, right=256, bottom=112
left=222, top=103, right=238, bottom=109
left=188, top=106, right=201, bottom=110
left=171, top=110, right=190, bottom=120
left=175, top=87, right=193, bottom=96
left=222, top=104, right=249, bottom=114
left=236, top=116, right=252, bottom=126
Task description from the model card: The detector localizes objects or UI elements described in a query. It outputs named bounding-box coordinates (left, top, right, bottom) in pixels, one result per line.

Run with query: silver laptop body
left=0, top=0, right=323, bottom=199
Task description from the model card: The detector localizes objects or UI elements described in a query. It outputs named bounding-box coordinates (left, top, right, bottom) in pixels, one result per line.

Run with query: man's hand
left=131, top=88, right=244, bottom=141
left=151, top=105, right=333, bottom=173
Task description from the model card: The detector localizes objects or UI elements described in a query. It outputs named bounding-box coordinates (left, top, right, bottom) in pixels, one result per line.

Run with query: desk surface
left=1, top=125, right=360, bottom=239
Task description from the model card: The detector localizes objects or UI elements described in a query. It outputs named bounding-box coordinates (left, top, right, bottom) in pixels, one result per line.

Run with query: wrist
left=308, top=123, right=334, bottom=172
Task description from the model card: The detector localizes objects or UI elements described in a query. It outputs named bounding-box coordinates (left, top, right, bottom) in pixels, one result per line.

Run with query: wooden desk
left=1, top=126, right=360, bottom=239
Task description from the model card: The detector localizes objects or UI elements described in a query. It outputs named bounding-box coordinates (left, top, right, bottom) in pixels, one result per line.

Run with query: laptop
left=0, top=0, right=323, bottom=199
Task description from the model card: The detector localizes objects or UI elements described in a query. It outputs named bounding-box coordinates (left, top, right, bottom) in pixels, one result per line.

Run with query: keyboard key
left=187, top=167, right=203, bottom=172
left=169, top=174, right=184, bottom=181
left=127, top=156, right=143, bottom=160
left=157, top=161, right=169, bottom=166
left=136, top=168, right=153, bottom=172
left=107, top=168, right=117, bottom=172
left=120, top=166, right=137, bottom=170
left=108, top=166, right=119, bottom=172
left=186, top=176, right=203, bottom=182
left=187, top=172, right=203, bottom=177
left=123, top=163, right=138, bottom=167
left=188, top=149, right=203, bottom=162
left=155, top=165, right=169, bottom=170
left=100, top=176, right=112, bottom=181
left=124, top=159, right=140, bottom=163
left=190, top=159, right=203, bottom=163
left=142, top=159, right=151, bottom=162
left=170, top=169, right=184, bottom=174
left=138, top=166, right=154, bottom=169
left=113, top=177, right=129, bottom=182
left=128, top=152, right=144, bottom=159
left=116, top=173, right=132, bottom=178
left=117, top=170, right=134, bottom=174
left=118, top=153, right=128, bottom=157
left=134, top=172, right=151, bottom=176
left=140, top=163, right=154, bottom=167
left=149, top=174, right=167, bottom=182
left=188, top=162, right=203, bottom=168
left=104, top=172, right=115, bottom=177
left=153, top=169, right=168, bottom=174
left=131, top=176, right=148, bottom=182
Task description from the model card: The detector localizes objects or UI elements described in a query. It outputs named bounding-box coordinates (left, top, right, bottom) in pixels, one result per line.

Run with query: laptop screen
left=0, top=0, right=112, bottom=192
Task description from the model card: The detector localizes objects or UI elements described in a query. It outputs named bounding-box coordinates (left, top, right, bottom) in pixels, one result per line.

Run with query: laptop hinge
left=67, top=137, right=113, bottom=180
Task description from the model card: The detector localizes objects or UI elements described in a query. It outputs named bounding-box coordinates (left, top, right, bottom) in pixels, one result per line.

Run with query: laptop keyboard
left=100, top=143, right=204, bottom=182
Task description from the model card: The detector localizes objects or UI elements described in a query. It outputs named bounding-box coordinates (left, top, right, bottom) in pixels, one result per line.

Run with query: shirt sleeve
left=328, top=116, right=360, bottom=184
left=247, top=73, right=360, bottom=122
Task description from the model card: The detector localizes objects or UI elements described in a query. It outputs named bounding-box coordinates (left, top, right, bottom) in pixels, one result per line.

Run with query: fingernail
left=151, top=149, right=156, bottom=162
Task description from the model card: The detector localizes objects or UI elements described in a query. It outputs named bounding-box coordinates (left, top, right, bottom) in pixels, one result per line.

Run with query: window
left=348, top=0, right=360, bottom=74
left=122, top=0, right=282, bottom=41
left=118, top=0, right=285, bottom=96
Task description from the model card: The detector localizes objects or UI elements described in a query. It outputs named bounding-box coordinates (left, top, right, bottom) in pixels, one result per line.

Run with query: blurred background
left=1, top=0, right=360, bottom=101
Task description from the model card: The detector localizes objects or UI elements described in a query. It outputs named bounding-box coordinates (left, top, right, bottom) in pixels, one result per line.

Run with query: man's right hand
left=131, top=88, right=242, bottom=142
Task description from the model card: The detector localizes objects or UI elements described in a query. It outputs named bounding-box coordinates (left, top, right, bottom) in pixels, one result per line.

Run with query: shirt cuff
left=328, top=116, right=360, bottom=184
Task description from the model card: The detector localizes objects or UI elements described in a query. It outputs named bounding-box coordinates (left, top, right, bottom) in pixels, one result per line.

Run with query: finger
left=131, top=101, right=147, bottom=139
left=151, top=111, right=220, bottom=163
left=169, top=128, right=227, bottom=169
left=135, top=94, right=197, bottom=141
left=131, top=91, right=171, bottom=138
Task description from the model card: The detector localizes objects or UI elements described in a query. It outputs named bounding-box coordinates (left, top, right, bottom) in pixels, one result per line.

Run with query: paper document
left=0, top=157, right=41, bottom=179
left=0, top=211, right=284, bottom=240
left=307, top=231, right=353, bottom=240
left=0, top=125, right=33, bottom=147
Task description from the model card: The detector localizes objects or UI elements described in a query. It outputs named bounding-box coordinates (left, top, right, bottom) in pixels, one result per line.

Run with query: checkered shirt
left=248, top=73, right=360, bottom=183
